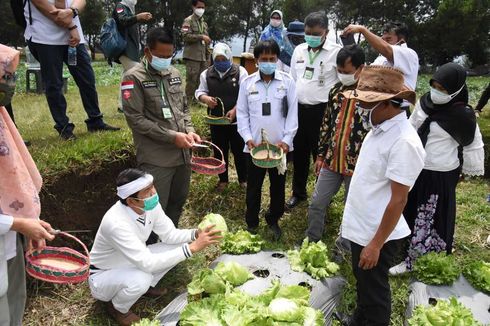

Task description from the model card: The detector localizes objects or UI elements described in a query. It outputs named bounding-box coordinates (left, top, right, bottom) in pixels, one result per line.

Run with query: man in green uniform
left=122, top=27, right=201, bottom=227
left=182, top=0, right=211, bottom=104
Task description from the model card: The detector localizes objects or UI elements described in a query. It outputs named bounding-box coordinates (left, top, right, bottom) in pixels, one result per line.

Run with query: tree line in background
left=1, top=0, right=488, bottom=67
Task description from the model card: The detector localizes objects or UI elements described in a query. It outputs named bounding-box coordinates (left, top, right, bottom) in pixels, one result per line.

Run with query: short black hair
left=253, top=40, right=280, bottom=59
left=116, top=168, right=147, bottom=205
left=382, top=21, right=409, bottom=41
left=337, top=45, right=365, bottom=69
left=146, top=27, right=174, bottom=50
left=192, top=0, right=205, bottom=6
left=304, top=11, right=328, bottom=30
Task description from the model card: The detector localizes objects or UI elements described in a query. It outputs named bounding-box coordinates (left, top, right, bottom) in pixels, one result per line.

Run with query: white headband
left=117, top=174, right=154, bottom=199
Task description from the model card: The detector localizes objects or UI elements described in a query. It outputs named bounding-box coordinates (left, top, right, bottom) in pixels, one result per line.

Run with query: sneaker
left=59, top=131, right=77, bottom=141
left=389, top=262, right=409, bottom=276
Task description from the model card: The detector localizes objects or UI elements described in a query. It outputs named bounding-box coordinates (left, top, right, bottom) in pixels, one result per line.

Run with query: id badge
left=262, top=102, right=271, bottom=116
left=303, top=67, right=314, bottom=80
left=318, top=74, right=326, bottom=87
left=162, top=107, right=172, bottom=119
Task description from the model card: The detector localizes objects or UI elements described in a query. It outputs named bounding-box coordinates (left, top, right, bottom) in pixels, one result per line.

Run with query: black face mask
left=0, top=82, right=15, bottom=107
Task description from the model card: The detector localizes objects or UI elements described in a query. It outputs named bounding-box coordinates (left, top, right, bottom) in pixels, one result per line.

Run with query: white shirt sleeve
left=239, top=66, right=249, bottom=84
left=152, top=206, right=196, bottom=244
left=195, top=69, right=209, bottom=101
left=462, top=124, right=485, bottom=176
left=409, top=101, right=427, bottom=130
left=392, top=45, right=419, bottom=86
left=385, top=138, right=426, bottom=187
left=237, top=80, right=253, bottom=144
left=282, top=79, right=299, bottom=148
left=0, top=215, right=14, bottom=236
left=290, top=47, right=298, bottom=81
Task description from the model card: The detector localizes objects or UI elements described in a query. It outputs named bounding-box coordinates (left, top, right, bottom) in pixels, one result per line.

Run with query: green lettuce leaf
left=287, top=239, right=340, bottom=280
left=187, top=269, right=228, bottom=295
left=180, top=295, right=225, bottom=326
left=413, top=252, right=460, bottom=285
left=463, top=260, right=490, bottom=294
left=198, top=213, right=228, bottom=235
left=221, top=230, right=265, bottom=254
left=302, top=307, right=325, bottom=326
left=275, top=284, right=310, bottom=306
left=214, top=261, right=254, bottom=286
left=132, top=318, right=160, bottom=326
left=408, top=297, right=482, bottom=326
left=268, top=298, right=303, bottom=322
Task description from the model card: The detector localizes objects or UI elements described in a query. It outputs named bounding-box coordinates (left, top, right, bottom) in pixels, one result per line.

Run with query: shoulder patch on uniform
left=182, top=26, right=190, bottom=32
left=168, top=77, right=182, bottom=86
left=142, top=81, right=157, bottom=88
left=121, top=81, right=134, bottom=90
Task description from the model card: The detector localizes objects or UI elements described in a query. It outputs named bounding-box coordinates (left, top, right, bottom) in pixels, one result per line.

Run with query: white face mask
left=430, top=84, right=464, bottom=105
left=357, top=102, right=383, bottom=131
left=270, top=18, right=282, bottom=28
left=338, top=72, right=358, bottom=86
left=194, top=8, right=205, bottom=17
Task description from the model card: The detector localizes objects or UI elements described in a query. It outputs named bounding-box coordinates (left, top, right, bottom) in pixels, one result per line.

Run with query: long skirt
left=403, top=167, right=460, bottom=269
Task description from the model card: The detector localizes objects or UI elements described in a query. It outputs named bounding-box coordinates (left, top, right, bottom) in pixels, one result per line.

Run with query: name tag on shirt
left=262, top=102, right=271, bottom=116
left=162, top=107, right=172, bottom=119
left=249, top=91, right=259, bottom=95
left=303, top=67, right=314, bottom=80
left=318, top=74, right=325, bottom=87
left=142, top=81, right=157, bottom=88
left=168, top=77, right=182, bottom=86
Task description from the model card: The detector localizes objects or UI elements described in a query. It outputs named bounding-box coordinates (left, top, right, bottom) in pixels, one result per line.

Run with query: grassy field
left=10, top=61, right=490, bottom=325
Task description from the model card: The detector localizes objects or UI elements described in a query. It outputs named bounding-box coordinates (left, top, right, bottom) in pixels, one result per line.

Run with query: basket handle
left=200, top=140, right=225, bottom=162
left=31, top=231, right=90, bottom=261
left=215, top=97, right=225, bottom=118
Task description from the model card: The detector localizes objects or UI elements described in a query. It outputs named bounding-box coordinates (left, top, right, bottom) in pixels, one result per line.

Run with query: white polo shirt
left=290, top=40, right=341, bottom=105
left=341, top=112, right=426, bottom=246
left=372, top=43, right=419, bottom=91
left=24, top=0, right=86, bottom=45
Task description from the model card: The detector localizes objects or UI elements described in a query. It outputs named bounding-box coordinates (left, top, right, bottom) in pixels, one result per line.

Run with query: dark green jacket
left=114, top=2, right=140, bottom=62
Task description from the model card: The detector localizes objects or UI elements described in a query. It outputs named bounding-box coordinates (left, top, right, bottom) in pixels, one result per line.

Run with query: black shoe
left=285, top=196, right=305, bottom=210
left=246, top=226, right=258, bottom=234
left=88, top=123, right=121, bottom=133
left=269, top=224, right=282, bottom=241
left=59, top=131, right=77, bottom=141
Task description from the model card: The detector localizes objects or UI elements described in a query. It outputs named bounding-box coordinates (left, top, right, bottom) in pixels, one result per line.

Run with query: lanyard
left=308, top=49, right=322, bottom=65
left=158, top=79, right=170, bottom=107
left=263, top=80, right=272, bottom=102
left=197, top=18, right=204, bottom=34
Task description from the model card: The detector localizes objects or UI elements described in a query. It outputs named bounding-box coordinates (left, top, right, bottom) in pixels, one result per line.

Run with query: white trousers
left=118, top=55, right=139, bottom=109
left=88, top=243, right=181, bottom=313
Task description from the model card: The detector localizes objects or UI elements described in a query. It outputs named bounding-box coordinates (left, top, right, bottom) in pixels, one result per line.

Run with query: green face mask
left=135, top=193, right=160, bottom=211
left=305, top=34, right=324, bottom=48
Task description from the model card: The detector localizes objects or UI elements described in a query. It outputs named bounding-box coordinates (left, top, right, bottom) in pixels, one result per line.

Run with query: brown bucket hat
left=342, top=65, right=416, bottom=105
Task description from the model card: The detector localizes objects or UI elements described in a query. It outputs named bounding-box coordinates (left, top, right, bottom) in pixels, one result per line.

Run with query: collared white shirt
left=341, top=112, right=426, bottom=246
left=372, top=43, right=419, bottom=91
left=0, top=215, right=16, bottom=261
left=409, top=101, right=485, bottom=175
left=290, top=40, right=341, bottom=105
left=195, top=66, right=249, bottom=101
left=236, top=70, right=298, bottom=153
left=24, top=0, right=86, bottom=45
left=90, top=202, right=197, bottom=274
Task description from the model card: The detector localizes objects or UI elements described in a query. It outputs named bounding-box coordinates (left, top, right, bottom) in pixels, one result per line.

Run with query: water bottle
left=68, top=46, right=77, bottom=66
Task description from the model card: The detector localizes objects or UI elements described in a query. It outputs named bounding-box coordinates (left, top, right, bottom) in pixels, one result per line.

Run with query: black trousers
left=5, top=103, right=14, bottom=123
left=350, top=240, right=399, bottom=326
left=245, top=157, right=286, bottom=228
left=210, top=124, right=247, bottom=183
left=476, top=83, right=490, bottom=111
left=292, top=103, right=326, bottom=199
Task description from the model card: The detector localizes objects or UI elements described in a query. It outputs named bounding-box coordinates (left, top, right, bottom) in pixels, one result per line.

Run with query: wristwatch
left=71, top=7, right=79, bottom=18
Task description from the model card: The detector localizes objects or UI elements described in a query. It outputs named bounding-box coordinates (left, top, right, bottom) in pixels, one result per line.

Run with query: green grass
left=13, top=62, right=490, bottom=325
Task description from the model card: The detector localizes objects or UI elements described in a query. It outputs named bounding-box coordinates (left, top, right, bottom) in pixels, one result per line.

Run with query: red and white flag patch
left=116, top=7, right=124, bottom=13
left=121, top=81, right=134, bottom=90
left=182, top=26, right=190, bottom=32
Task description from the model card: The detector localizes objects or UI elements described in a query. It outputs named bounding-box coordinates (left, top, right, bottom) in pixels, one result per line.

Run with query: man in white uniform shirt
left=337, top=66, right=425, bottom=325
left=25, top=0, right=119, bottom=140
left=343, top=21, right=419, bottom=117
left=287, top=12, right=341, bottom=209
left=89, top=169, right=221, bottom=326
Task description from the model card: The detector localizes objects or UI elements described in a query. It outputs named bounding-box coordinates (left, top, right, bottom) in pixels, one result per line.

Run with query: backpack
left=99, top=18, right=127, bottom=60
left=10, top=0, right=32, bottom=29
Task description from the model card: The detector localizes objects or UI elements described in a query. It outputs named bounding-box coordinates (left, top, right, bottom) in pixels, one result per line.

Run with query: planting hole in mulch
left=298, top=282, right=312, bottom=291
left=253, top=269, right=270, bottom=278
left=428, top=297, right=438, bottom=306
left=271, top=253, right=285, bottom=258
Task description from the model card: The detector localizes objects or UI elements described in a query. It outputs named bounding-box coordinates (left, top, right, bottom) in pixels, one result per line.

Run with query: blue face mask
left=150, top=55, right=172, bottom=71
left=305, top=35, right=324, bottom=48
left=258, top=62, right=277, bottom=75
left=135, top=193, right=160, bottom=211
left=214, top=60, right=231, bottom=73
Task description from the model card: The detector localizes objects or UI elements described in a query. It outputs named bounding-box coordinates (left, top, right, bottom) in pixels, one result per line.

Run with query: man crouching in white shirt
left=89, top=168, right=221, bottom=326
left=337, top=66, right=425, bottom=326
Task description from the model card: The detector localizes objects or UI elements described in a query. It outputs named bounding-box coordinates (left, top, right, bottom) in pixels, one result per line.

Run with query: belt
left=299, top=102, right=327, bottom=109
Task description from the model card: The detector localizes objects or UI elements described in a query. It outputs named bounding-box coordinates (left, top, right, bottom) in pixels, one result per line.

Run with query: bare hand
left=11, top=218, right=55, bottom=242
left=342, top=24, right=365, bottom=36
left=69, top=28, right=81, bottom=47
left=359, top=242, right=381, bottom=270
left=277, top=141, right=289, bottom=154
left=27, top=238, right=47, bottom=253
left=174, top=132, right=194, bottom=149
left=314, top=158, right=324, bottom=176
left=225, top=108, right=237, bottom=121
left=50, top=8, right=73, bottom=28
left=189, top=224, right=222, bottom=253
left=201, top=95, right=218, bottom=108
left=188, top=132, right=202, bottom=143
left=136, top=12, right=153, bottom=22
left=246, top=140, right=257, bottom=151
left=202, top=35, right=212, bottom=44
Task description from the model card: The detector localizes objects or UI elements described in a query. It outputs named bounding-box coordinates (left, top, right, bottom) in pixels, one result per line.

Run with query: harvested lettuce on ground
left=198, top=213, right=228, bottom=235
left=463, top=260, right=490, bottom=294
left=287, top=239, right=340, bottom=280
left=221, top=229, right=264, bottom=254
left=408, top=297, right=482, bottom=326
left=413, top=252, right=460, bottom=285
left=214, top=261, right=254, bottom=286
left=187, top=269, right=228, bottom=295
